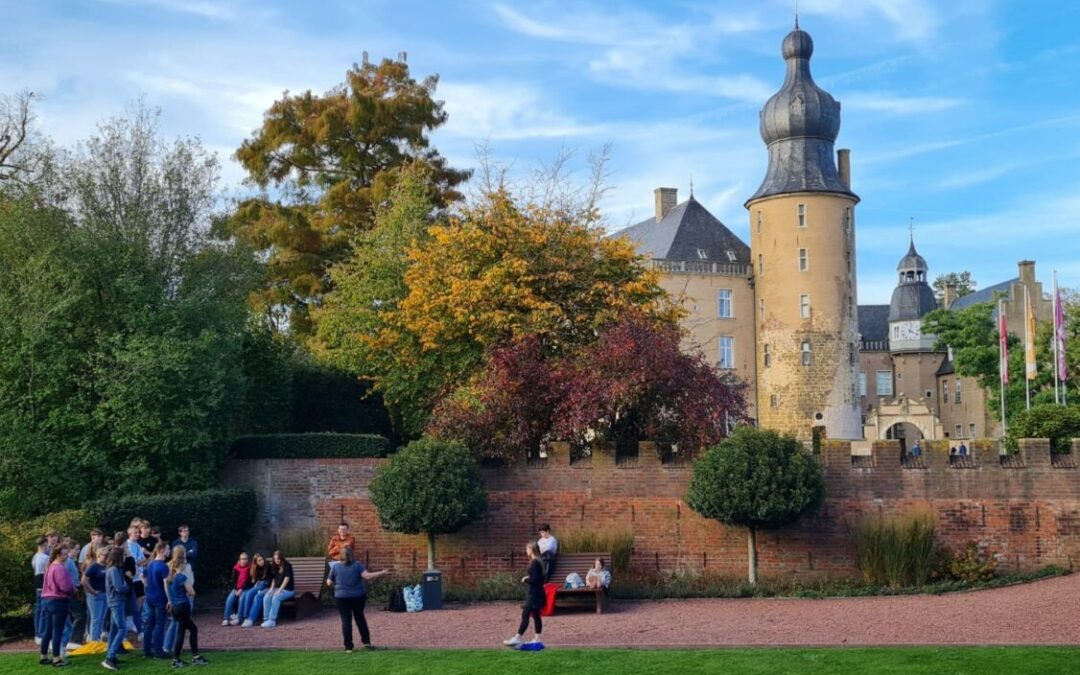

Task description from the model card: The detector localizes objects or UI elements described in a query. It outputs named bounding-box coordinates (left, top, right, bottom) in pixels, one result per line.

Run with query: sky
left=2, top=0, right=1078, bottom=303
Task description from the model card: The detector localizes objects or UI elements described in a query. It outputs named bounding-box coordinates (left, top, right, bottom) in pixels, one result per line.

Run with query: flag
left=999, top=299, right=1008, bottom=385
left=1055, top=278, right=1067, bottom=383
left=1025, top=286, right=1037, bottom=381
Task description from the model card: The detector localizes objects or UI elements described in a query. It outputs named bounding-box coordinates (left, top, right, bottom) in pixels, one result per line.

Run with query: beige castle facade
left=618, top=26, right=1051, bottom=445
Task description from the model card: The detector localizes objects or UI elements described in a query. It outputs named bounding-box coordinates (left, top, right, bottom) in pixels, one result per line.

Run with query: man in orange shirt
left=327, top=523, right=356, bottom=569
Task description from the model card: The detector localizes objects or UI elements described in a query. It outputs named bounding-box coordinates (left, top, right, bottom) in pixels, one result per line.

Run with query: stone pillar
left=1018, top=438, right=1052, bottom=468
left=638, top=441, right=662, bottom=468
left=547, top=441, right=570, bottom=466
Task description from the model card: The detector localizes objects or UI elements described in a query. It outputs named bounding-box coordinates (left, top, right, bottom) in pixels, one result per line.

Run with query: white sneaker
left=66, top=642, right=81, bottom=650
left=221, top=619, right=230, bottom=626
left=34, top=637, right=42, bottom=646
left=261, top=621, right=276, bottom=628
left=229, top=614, right=238, bottom=622
left=241, top=620, right=253, bottom=628
left=229, top=618, right=240, bottom=626
left=528, top=637, right=543, bottom=644
left=502, top=635, right=522, bottom=646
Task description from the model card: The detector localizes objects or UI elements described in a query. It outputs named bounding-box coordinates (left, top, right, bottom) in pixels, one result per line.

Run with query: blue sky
left=2, top=0, right=1078, bottom=303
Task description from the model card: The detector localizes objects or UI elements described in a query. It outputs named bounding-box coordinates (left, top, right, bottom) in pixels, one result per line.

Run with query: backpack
left=387, top=587, right=406, bottom=613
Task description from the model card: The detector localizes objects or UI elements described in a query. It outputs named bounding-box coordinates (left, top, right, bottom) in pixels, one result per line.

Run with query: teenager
left=82, top=547, right=109, bottom=643
left=222, top=552, right=252, bottom=626
left=102, top=546, right=129, bottom=671
left=239, top=553, right=269, bottom=625
left=326, top=546, right=389, bottom=652
left=32, top=536, right=50, bottom=645
left=165, top=552, right=208, bottom=667
left=162, top=545, right=195, bottom=654
left=326, top=522, right=355, bottom=568
left=260, top=550, right=294, bottom=628
left=241, top=554, right=274, bottom=628
left=503, top=541, right=545, bottom=647
left=79, top=529, right=105, bottom=566
left=141, top=542, right=170, bottom=658
left=585, top=557, right=612, bottom=589
left=537, top=524, right=558, bottom=581
left=172, top=525, right=198, bottom=570
left=124, top=523, right=146, bottom=634
left=40, top=545, right=75, bottom=666
left=138, top=520, right=158, bottom=557
left=60, top=539, right=86, bottom=650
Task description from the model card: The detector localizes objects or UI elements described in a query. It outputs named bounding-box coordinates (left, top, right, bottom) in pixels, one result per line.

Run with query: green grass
left=1, top=648, right=1078, bottom=674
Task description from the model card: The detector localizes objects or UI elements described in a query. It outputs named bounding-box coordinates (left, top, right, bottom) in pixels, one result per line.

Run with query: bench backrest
left=549, top=552, right=612, bottom=583
left=289, top=557, right=327, bottom=595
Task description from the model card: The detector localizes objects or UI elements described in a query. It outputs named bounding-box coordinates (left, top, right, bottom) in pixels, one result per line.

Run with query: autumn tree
left=932, top=271, right=976, bottom=304
left=224, top=56, right=469, bottom=334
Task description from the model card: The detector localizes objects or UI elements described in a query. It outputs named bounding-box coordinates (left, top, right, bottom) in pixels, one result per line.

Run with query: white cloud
left=844, top=93, right=964, bottom=115
left=96, top=0, right=236, bottom=21
left=798, top=0, right=943, bottom=42
left=438, top=82, right=609, bottom=140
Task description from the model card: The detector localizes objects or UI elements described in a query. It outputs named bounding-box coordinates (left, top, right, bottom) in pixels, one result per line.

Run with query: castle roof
left=858, top=305, right=890, bottom=343
left=889, top=283, right=938, bottom=322
left=617, top=197, right=750, bottom=264
left=747, top=27, right=857, bottom=204
left=949, top=278, right=1017, bottom=310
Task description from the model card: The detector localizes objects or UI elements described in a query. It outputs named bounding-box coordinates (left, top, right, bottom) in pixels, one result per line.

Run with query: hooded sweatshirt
left=230, top=562, right=253, bottom=591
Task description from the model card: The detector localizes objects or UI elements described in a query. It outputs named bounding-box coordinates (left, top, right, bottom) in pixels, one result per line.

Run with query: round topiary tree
left=686, top=427, right=824, bottom=585
left=369, top=437, right=487, bottom=571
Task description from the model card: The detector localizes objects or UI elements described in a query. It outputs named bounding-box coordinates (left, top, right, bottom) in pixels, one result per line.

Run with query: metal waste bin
left=421, top=570, right=443, bottom=610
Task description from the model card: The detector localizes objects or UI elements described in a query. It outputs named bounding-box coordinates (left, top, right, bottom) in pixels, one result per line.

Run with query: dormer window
left=725, top=250, right=737, bottom=262
left=696, top=249, right=708, bottom=260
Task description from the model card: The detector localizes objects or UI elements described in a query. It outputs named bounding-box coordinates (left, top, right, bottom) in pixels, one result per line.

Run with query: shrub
left=950, top=542, right=998, bottom=582
left=853, top=509, right=937, bottom=587
left=88, top=489, right=256, bottom=587
left=1007, top=404, right=1080, bottom=454
left=275, top=526, right=326, bottom=557
left=558, top=529, right=634, bottom=574
left=0, top=509, right=97, bottom=619
left=230, top=432, right=390, bottom=459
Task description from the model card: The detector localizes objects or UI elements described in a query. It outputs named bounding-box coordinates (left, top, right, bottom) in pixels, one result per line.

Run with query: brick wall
left=220, top=438, right=1080, bottom=583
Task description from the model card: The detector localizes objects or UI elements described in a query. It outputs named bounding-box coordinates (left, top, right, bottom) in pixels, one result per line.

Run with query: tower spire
left=794, top=0, right=799, bottom=29
left=689, top=172, right=694, bottom=198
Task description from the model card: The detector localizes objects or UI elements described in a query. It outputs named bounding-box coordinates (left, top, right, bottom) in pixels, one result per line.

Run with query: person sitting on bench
left=537, top=524, right=557, bottom=581
left=585, top=558, right=611, bottom=590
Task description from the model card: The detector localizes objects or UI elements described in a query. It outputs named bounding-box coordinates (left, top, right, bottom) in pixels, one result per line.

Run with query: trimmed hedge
left=230, top=432, right=391, bottom=459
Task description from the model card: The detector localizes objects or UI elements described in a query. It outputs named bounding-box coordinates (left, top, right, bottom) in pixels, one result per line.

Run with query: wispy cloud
left=438, top=82, right=610, bottom=140
left=844, top=93, right=964, bottom=115
left=799, top=0, right=944, bottom=42
left=96, top=0, right=236, bottom=20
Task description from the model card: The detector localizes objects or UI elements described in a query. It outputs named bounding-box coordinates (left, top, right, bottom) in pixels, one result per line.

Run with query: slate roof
left=949, top=278, right=1017, bottom=310
left=889, top=282, right=938, bottom=322
left=858, top=305, right=890, bottom=343
left=617, top=197, right=750, bottom=264
left=936, top=358, right=955, bottom=376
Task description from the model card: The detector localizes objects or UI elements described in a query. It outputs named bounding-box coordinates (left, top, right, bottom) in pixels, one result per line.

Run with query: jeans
left=66, top=595, right=86, bottom=644
left=34, top=589, right=47, bottom=639
left=126, top=591, right=142, bottom=632
left=223, top=590, right=243, bottom=619
left=262, top=589, right=295, bottom=623
left=335, top=595, right=370, bottom=649
left=246, top=587, right=269, bottom=622
left=170, top=603, right=198, bottom=659
left=142, top=599, right=167, bottom=656
left=240, top=581, right=267, bottom=618
left=87, top=592, right=107, bottom=642
left=40, top=598, right=70, bottom=659
left=164, top=597, right=193, bottom=653
left=106, top=604, right=126, bottom=661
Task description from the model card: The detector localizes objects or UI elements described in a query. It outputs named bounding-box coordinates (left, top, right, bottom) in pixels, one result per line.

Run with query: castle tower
left=747, top=26, right=861, bottom=440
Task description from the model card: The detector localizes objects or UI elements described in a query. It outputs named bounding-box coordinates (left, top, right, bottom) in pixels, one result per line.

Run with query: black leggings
left=517, top=605, right=542, bottom=636
left=335, top=595, right=370, bottom=649
left=170, top=603, right=199, bottom=659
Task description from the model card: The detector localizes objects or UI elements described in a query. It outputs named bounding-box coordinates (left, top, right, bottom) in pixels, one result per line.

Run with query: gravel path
left=6, top=574, right=1079, bottom=651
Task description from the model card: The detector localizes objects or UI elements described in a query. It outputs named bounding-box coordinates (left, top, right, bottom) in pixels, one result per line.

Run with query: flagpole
left=1024, top=286, right=1031, bottom=411
left=999, top=298, right=1007, bottom=437
left=1053, top=271, right=1061, bottom=405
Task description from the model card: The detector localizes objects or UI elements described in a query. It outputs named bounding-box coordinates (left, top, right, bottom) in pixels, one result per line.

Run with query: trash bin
left=421, top=570, right=443, bottom=610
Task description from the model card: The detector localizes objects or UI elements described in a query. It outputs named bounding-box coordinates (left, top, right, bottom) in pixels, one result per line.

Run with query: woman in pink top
left=40, top=546, right=76, bottom=666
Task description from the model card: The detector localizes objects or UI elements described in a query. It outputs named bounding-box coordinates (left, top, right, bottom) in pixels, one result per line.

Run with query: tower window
left=756, top=210, right=763, bottom=233
left=858, top=372, right=867, bottom=396
left=849, top=298, right=854, bottom=319
left=893, top=325, right=900, bottom=339
left=849, top=343, right=856, bottom=366
left=798, top=248, right=808, bottom=272
left=770, top=394, right=779, bottom=409
left=942, top=380, right=949, bottom=404
left=763, top=344, right=771, bottom=368
left=717, top=289, right=732, bottom=318
left=718, top=336, right=734, bottom=370
left=844, top=207, right=852, bottom=234
left=800, top=294, right=810, bottom=319
left=759, top=298, right=765, bottom=321
left=955, top=380, right=962, bottom=403
left=758, top=254, right=764, bottom=275
left=969, top=423, right=976, bottom=437
left=876, top=371, right=893, bottom=396
left=955, top=425, right=963, bottom=438
left=797, top=203, right=806, bottom=228
left=801, top=340, right=812, bottom=366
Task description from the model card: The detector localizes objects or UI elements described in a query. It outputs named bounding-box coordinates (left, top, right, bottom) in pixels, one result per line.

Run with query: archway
left=885, top=421, right=924, bottom=455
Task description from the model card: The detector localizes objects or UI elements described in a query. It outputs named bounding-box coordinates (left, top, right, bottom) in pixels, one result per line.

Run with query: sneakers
left=220, top=620, right=229, bottom=627
left=240, top=619, right=253, bottom=628
left=35, top=637, right=43, bottom=646
left=229, top=618, right=240, bottom=626
left=171, top=659, right=186, bottom=669
left=528, top=636, right=543, bottom=644
left=191, top=655, right=209, bottom=666
left=101, top=659, right=119, bottom=672
left=39, top=657, right=51, bottom=665
left=344, top=649, right=353, bottom=654
left=51, top=660, right=68, bottom=668
left=502, top=635, right=522, bottom=646
left=229, top=614, right=239, bottom=622
left=260, top=621, right=276, bottom=629
left=66, top=643, right=81, bottom=650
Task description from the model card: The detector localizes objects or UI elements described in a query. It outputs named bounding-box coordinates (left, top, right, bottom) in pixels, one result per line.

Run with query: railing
left=651, top=259, right=751, bottom=276
left=860, top=339, right=890, bottom=352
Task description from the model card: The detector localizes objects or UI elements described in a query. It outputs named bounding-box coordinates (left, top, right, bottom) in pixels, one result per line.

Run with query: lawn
left=0, top=647, right=1077, bottom=674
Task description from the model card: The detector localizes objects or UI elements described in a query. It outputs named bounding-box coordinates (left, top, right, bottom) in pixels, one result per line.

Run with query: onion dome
left=889, top=237, right=936, bottom=321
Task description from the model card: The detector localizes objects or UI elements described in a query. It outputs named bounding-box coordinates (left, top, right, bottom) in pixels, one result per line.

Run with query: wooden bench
left=281, top=557, right=328, bottom=620
left=548, top=552, right=611, bottom=614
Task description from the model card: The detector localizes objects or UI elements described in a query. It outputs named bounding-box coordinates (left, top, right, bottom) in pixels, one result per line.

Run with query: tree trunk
left=747, top=527, right=758, bottom=586
left=426, top=532, right=437, bottom=571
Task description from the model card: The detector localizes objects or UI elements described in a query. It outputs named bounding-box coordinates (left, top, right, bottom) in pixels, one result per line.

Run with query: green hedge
left=230, top=432, right=391, bottom=459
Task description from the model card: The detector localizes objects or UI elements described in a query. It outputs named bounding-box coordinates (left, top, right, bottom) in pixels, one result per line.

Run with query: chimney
left=654, top=187, right=677, bottom=222
left=1018, top=260, right=1035, bottom=285
left=837, top=149, right=851, bottom=190
left=943, top=283, right=958, bottom=309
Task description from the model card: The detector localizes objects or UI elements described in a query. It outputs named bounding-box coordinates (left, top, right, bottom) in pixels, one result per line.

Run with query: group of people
left=31, top=519, right=205, bottom=670
left=907, top=440, right=970, bottom=461
left=218, top=550, right=295, bottom=629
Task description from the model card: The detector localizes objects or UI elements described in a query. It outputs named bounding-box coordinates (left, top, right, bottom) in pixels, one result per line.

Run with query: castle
left=618, top=24, right=1050, bottom=445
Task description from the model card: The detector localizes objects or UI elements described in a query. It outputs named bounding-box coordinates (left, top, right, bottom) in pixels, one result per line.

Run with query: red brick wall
left=220, top=438, right=1080, bottom=583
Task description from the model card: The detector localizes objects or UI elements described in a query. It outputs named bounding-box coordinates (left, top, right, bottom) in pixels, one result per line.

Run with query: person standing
left=142, top=542, right=170, bottom=658
left=260, top=551, right=294, bottom=628
left=910, top=440, right=923, bottom=459
left=537, top=524, right=558, bottom=581
left=164, top=552, right=208, bottom=667
left=60, top=539, right=86, bottom=650
left=39, top=546, right=75, bottom=667
left=124, top=524, right=146, bottom=635
left=82, top=547, right=108, bottom=644
left=102, top=544, right=129, bottom=671
left=162, top=545, right=195, bottom=654
left=79, top=529, right=105, bottom=566
left=31, top=536, right=49, bottom=646
left=172, top=525, right=198, bottom=571
left=503, top=541, right=545, bottom=647
left=326, top=523, right=356, bottom=569
left=326, top=546, right=389, bottom=652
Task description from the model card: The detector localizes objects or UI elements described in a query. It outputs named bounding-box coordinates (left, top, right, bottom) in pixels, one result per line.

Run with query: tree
left=223, top=56, right=469, bottom=335
left=932, top=271, right=976, bottom=304
left=1007, top=404, right=1080, bottom=454
left=368, top=437, right=487, bottom=571
left=686, top=427, right=824, bottom=585
left=0, top=90, right=49, bottom=187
